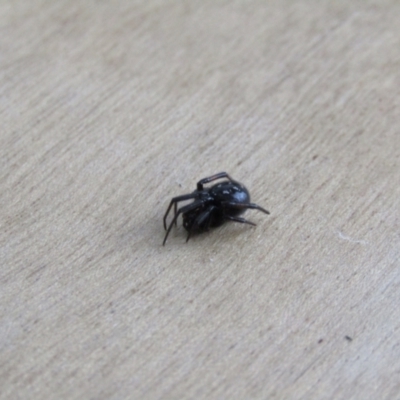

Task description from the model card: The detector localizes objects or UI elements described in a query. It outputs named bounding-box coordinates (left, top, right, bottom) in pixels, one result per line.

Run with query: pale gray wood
left=1, top=1, right=399, bottom=399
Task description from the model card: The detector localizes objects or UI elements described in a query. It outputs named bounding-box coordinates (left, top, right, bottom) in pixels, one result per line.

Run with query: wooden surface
left=1, top=1, right=400, bottom=399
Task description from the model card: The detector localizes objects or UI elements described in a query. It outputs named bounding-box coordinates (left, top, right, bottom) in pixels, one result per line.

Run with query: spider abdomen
left=209, top=181, right=250, bottom=216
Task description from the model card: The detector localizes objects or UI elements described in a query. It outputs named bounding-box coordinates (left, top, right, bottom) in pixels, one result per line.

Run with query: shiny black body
left=163, top=172, right=270, bottom=245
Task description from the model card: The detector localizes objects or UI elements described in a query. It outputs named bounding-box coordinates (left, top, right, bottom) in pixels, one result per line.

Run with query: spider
left=163, top=172, right=270, bottom=245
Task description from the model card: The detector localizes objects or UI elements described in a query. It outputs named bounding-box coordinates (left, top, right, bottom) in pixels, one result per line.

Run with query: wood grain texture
left=1, top=1, right=399, bottom=399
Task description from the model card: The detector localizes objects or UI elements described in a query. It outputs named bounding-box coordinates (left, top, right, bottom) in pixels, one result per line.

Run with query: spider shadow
left=162, top=218, right=260, bottom=247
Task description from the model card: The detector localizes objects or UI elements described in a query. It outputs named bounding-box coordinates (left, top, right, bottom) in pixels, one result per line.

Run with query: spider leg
left=163, top=193, right=198, bottom=230
left=163, top=200, right=203, bottom=246
left=222, top=201, right=270, bottom=214
left=224, top=215, right=256, bottom=226
left=196, top=172, right=233, bottom=191
left=186, top=206, right=216, bottom=242
left=204, top=206, right=216, bottom=231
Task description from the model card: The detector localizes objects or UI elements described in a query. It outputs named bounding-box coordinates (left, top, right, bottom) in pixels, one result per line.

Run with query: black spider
left=163, top=172, right=270, bottom=245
